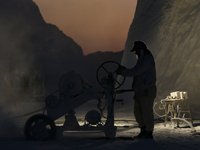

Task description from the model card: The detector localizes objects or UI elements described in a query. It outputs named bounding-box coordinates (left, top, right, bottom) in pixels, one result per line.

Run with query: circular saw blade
left=59, top=72, right=83, bottom=98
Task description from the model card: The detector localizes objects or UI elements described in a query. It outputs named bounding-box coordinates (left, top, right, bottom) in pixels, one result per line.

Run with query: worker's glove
left=116, top=65, right=126, bottom=75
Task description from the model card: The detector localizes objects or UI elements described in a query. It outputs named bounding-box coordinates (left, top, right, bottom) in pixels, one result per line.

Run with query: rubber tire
left=24, top=114, right=56, bottom=141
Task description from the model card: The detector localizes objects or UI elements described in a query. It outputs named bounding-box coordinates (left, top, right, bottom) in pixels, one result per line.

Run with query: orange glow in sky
left=33, top=0, right=137, bottom=55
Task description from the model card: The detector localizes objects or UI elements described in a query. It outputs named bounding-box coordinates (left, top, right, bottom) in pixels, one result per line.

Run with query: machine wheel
left=96, top=61, right=126, bottom=89
left=85, top=110, right=101, bottom=125
left=24, top=114, right=56, bottom=141
left=153, top=102, right=167, bottom=118
left=105, top=129, right=116, bottom=139
left=45, top=95, right=59, bottom=108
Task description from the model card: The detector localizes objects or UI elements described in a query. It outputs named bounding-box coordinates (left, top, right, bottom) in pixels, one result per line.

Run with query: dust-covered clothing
left=121, top=53, right=156, bottom=93
left=134, top=85, right=156, bottom=131
left=121, top=50, right=157, bottom=132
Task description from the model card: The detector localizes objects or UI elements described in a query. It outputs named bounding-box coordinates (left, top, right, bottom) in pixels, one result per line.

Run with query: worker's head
left=131, top=41, right=147, bottom=55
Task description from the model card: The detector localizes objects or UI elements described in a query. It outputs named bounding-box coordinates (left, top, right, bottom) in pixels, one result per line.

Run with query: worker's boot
left=134, top=126, right=146, bottom=139
left=141, top=131, right=153, bottom=139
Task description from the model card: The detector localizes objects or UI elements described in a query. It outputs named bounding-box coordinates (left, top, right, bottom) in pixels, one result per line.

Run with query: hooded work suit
left=121, top=49, right=157, bottom=132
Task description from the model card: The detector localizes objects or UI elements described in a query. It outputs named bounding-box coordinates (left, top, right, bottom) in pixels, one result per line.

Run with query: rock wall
left=0, top=0, right=85, bottom=101
left=122, top=0, right=200, bottom=114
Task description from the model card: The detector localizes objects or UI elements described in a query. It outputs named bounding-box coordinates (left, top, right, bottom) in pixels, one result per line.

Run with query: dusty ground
left=0, top=119, right=200, bottom=150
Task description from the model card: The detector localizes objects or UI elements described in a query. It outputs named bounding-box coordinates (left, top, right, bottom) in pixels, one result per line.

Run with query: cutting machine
left=24, top=61, right=130, bottom=141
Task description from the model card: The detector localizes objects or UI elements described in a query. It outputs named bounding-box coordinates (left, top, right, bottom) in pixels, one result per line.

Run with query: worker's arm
left=121, top=55, right=155, bottom=77
left=116, top=65, right=126, bottom=75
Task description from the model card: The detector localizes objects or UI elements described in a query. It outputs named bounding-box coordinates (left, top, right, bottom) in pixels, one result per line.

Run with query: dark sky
left=33, top=0, right=137, bottom=55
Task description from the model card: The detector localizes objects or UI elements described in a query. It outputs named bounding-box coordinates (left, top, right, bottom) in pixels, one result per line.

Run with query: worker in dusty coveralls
left=116, top=41, right=157, bottom=139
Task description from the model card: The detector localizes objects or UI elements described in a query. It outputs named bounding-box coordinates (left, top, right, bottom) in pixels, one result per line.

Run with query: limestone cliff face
left=122, top=0, right=200, bottom=111
left=0, top=0, right=85, bottom=96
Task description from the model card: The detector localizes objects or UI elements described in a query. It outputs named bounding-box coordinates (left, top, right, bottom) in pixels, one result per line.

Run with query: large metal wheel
left=96, top=61, right=126, bottom=89
left=24, top=114, right=56, bottom=141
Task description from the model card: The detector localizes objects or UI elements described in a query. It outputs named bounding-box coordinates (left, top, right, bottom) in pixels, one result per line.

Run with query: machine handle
left=115, top=89, right=134, bottom=94
left=98, top=89, right=134, bottom=95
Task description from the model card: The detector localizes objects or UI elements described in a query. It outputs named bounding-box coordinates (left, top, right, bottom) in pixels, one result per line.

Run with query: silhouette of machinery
left=24, top=61, right=131, bottom=141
